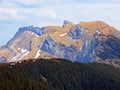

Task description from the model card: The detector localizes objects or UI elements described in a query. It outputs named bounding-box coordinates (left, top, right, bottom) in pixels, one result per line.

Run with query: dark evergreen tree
left=0, top=58, right=120, bottom=90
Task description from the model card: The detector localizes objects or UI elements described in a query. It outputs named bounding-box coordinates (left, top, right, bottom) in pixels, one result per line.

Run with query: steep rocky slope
left=0, top=20, right=120, bottom=67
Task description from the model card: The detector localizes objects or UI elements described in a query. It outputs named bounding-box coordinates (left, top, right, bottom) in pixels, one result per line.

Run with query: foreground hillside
left=0, top=59, right=120, bottom=90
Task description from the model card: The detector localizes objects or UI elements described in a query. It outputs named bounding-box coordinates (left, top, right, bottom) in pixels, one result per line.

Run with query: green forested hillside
left=0, top=59, right=120, bottom=90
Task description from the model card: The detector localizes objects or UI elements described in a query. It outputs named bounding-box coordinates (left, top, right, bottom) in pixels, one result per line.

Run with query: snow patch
left=19, top=51, right=29, bottom=60
left=60, top=33, right=67, bottom=37
left=31, top=32, right=34, bottom=35
left=11, top=48, right=29, bottom=62
left=31, top=32, right=39, bottom=37
left=96, top=30, right=101, bottom=34
left=11, top=54, right=21, bottom=62
left=36, top=34, right=40, bottom=37
left=17, top=47, right=21, bottom=50
left=21, top=48, right=27, bottom=54
left=35, top=50, right=41, bottom=58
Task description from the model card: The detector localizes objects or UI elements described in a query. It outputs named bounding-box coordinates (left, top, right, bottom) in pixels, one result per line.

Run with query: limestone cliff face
left=0, top=20, right=120, bottom=67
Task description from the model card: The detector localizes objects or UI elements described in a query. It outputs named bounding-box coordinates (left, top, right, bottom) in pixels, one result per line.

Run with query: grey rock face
left=77, top=37, right=99, bottom=62
left=68, top=26, right=82, bottom=39
left=0, top=20, right=120, bottom=67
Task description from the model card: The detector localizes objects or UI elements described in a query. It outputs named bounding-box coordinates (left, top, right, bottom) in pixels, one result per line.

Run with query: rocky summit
left=0, top=20, right=120, bottom=67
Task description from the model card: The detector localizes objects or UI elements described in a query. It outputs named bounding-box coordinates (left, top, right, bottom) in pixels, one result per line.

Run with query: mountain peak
left=62, top=20, right=74, bottom=28
left=19, top=25, right=37, bottom=32
left=79, top=20, right=109, bottom=28
left=78, top=20, right=118, bottom=37
left=18, top=25, right=43, bottom=36
left=0, top=20, right=120, bottom=67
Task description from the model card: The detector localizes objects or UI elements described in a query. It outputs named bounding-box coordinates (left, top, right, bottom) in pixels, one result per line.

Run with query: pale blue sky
left=0, top=0, right=120, bottom=46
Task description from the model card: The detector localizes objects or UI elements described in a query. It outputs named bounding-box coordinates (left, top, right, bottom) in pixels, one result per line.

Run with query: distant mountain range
left=0, top=20, right=120, bottom=67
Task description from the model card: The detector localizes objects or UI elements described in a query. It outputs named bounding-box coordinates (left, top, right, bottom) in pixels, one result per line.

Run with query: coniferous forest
left=0, top=58, right=120, bottom=90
